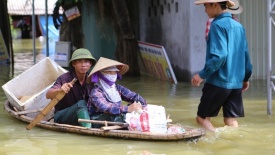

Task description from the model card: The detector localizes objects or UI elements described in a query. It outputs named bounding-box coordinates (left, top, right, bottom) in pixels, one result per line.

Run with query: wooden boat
left=4, top=100, right=205, bottom=141
left=2, top=57, right=206, bottom=141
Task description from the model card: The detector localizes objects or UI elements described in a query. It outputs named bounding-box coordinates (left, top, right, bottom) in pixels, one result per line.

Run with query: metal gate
left=267, top=0, right=275, bottom=114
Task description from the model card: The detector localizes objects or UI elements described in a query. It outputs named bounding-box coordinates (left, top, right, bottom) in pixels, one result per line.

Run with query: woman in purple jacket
left=87, top=57, right=147, bottom=128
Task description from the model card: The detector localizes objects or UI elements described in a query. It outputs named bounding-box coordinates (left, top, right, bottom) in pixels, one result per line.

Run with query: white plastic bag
left=146, top=104, right=167, bottom=133
left=125, top=104, right=167, bottom=133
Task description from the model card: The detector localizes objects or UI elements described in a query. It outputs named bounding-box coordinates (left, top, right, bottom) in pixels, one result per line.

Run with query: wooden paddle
left=15, top=109, right=43, bottom=115
left=78, top=119, right=128, bottom=131
left=78, top=119, right=129, bottom=127
left=100, top=125, right=125, bottom=131
left=26, top=78, right=77, bottom=130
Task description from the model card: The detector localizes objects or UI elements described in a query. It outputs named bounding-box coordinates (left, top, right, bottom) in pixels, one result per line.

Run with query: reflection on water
left=1, top=39, right=275, bottom=154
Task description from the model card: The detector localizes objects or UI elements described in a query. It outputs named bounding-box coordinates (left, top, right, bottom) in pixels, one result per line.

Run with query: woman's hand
left=128, top=102, right=142, bottom=113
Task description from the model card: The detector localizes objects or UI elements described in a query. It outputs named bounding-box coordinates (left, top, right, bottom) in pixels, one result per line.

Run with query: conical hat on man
left=87, top=57, right=129, bottom=83
left=194, top=0, right=235, bottom=7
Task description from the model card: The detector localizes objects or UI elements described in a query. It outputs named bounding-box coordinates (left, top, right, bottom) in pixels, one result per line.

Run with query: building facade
left=81, top=0, right=274, bottom=82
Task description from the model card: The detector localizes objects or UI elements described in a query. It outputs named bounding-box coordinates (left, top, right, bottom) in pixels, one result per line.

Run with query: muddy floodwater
left=0, top=39, right=275, bottom=155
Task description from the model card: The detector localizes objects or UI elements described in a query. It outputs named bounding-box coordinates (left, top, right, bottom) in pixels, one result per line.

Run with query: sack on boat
left=125, top=104, right=167, bottom=133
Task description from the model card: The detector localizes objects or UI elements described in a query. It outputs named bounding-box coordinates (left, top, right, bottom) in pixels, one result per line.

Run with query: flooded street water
left=1, top=39, right=275, bottom=155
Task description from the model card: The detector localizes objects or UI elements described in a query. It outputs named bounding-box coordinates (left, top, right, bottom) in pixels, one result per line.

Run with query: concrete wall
left=80, top=0, right=272, bottom=81
left=139, top=0, right=207, bottom=81
left=139, top=0, right=274, bottom=81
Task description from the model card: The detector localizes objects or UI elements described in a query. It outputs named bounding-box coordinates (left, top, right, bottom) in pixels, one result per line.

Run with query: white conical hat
left=87, top=57, right=129, bottom=83
left=194, top=0, right=235, bottom=7
left=226, top=0, right=243, bottom=14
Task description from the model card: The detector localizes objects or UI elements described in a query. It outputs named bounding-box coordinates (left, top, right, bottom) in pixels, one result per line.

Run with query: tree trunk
left=0, top=0, right=14, bottom=63
left=59, top=2, right=84, bottom=55
left=112, top=0, right=140, bottom=76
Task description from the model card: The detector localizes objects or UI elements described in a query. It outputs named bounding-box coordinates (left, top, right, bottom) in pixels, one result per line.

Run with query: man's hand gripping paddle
left=26, top=78, right=77, bottom=130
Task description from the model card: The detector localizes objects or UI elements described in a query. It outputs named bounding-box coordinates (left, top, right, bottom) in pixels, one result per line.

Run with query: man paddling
left=46, top=48, right=97, bottom=128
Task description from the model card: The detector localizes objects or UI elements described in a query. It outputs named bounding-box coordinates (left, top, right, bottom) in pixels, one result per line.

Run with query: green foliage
left=9, top=17, right=18, bottom=39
